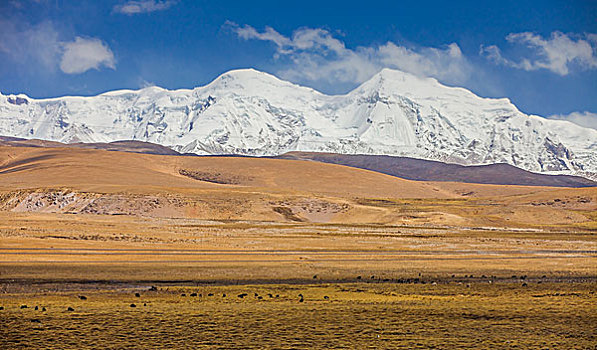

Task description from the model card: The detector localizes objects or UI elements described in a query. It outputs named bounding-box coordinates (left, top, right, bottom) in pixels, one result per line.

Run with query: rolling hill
left=0, top=144, right=595, bottom=228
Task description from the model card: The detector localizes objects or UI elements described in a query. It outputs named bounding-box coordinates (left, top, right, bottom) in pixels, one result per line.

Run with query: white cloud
left=0, top=20, right=116, bottom=75
left=234, top=24, right=291, bottom=50
left=0, top=20, right=62, bottom=71
left=113, top=0, right=177, bottom=15
left=481, top=31, right=597, bottom=75
left=60, top=37, right=115, bottom=74
left=227, top=22, right=472, bottom=86
left=548, top=111, right=597, bottom=130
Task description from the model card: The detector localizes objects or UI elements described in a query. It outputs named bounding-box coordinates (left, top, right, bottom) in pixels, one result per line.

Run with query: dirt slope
left=0, top=145, right=456, bottom=198
left=0, top=145, right=595, bottom=228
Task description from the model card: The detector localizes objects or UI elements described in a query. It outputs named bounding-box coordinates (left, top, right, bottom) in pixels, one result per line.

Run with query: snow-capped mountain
left=1, top=68, right=596, bottom=178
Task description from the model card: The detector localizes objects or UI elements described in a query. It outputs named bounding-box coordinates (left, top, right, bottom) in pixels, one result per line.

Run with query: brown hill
left=0, top=137, right=180, bottom=155
left=0, top=145, right=595, bottom=228
left=0, top=145, right=455, bottom=198
left=276, top=152, right=596, bottom=188
left=4, top=137, right=592, bottom=187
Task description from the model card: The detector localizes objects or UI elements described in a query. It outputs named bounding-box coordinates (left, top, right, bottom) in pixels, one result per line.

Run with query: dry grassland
left=1, top=282, right=595, bottom=349
left=1, top=146, right=596, bottom=348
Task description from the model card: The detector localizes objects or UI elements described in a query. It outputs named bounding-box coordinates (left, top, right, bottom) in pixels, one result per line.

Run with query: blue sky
left=1, top=0, right=596, bottom=127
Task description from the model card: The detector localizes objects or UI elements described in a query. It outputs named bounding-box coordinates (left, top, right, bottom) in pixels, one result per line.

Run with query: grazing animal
left=522, top=283, right=528, bottom=287
left=267, top=293, right=274, bottom=298
left=258, top=296, right=263, bottom=300
left=67, top=307, right=74, bottom=311
left=208, top=293, right=214, bottom=297
left=356, top=276, right=362, bottom=280
left=222, top=294, right=226, bottom=298
left=130, top=303, right=136, bottom=308
left=275, top=294, right=279, bottom=298
left=313, top=275, right=317, bottom=279
left=149, top=286, right=158, bottom=291
left=20, top=305, right=28, bottom=309
left=30, top=319, right=41, bottom=323
left=254, top=293, right=259, bottom=297
left=371, top=276, right=375, bottom=279
left=238, top=293, right=248, bottom=298
left=34, top=306, right=39, bottom=310
left=78, top=296, right=87, bottom=300
left=42, top=307, right=46, bottom=312
left=143, top=303, right=146, bottom=306
left=190, top=293, right=197, bottom=297
left=181, top=293, right=186, bottom=297
left=135, top=293, right=141, bottom=297
left=298, top=294, right=304, bottom=302
left=323, top=296, right=329, bottom=300
left=0, top=306, right=4, bottom=310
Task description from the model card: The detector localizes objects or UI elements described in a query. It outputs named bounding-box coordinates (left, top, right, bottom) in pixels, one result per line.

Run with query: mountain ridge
left=1, top=68, right=595, bottom=178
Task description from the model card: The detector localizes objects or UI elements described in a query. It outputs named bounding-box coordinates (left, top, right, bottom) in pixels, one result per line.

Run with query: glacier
left=0, top=68, right=595, bottom=178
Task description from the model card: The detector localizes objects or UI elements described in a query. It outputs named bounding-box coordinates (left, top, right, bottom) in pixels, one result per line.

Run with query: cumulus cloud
left=227, top=22, right=472, bottom=86
left=60, top=37, right=115, bottom=74
left=548, top=111, right=597, bottom=130
left=113, top=0, right=177, bottom=15
left=481, top=31, right=597, bottom=75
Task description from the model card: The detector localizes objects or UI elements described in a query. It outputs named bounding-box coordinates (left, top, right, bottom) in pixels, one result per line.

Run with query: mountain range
left=1, top=68, right=595, bottom=179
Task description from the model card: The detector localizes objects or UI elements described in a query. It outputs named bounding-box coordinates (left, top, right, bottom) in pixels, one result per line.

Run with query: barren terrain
left=1, top=145, right=595, bottom=348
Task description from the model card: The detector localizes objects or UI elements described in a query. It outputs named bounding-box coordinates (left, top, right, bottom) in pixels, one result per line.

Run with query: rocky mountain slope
left=1, top=68, right=595, bottom=178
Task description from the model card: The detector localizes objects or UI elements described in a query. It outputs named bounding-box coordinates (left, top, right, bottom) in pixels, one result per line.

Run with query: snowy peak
left=0, top=68, right=595, bottom=178
left=358, top=68, right=515, bottom=111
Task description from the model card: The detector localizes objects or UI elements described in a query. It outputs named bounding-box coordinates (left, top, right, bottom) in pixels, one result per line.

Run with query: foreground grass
left=1, top=213, right=595, bottom=348
left=1, top=281, right=595, bottom=349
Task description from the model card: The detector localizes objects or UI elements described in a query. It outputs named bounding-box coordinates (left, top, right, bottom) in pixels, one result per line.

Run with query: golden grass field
left=2, top=282, right=595, bottom=349
left=1, top=145, right=596, bottom=348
